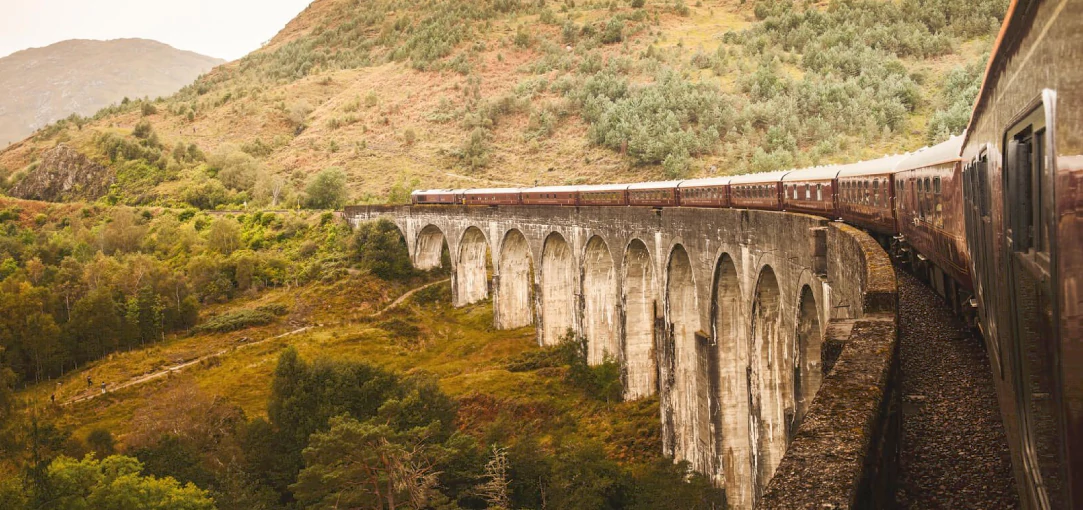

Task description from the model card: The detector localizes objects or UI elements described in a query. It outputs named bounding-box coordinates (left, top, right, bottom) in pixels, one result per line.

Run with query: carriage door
left=963, top=152, right=1000, bottom=370
left=1003, top=91, right=1065, bottom=509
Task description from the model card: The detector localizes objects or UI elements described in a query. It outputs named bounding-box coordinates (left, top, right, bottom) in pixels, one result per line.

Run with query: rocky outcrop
left=9, top=144, right=113, bottom=201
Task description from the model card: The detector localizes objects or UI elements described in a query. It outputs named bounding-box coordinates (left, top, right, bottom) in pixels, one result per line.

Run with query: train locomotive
left=412, top=0, right=1083, bottom=506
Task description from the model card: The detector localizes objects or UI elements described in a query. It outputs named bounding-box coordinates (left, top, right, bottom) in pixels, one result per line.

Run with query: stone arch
left=793, top=284, right=823, bottom=431
left=622, top=239, right=656, bottom=400
left=455, top=227, right=490, bottom=307
left=415, top=224, right=448, bottom=270
left=495, top=229, right=534, bottom=330
left=582, top=236, right=619, bottom=365
left=711, top=253, right=753, bottom=509
left=540, top=232, right=576, bottom=346
left=748, top=265, right=789, bottom=497
left=664, top=245, right=712, bottom=476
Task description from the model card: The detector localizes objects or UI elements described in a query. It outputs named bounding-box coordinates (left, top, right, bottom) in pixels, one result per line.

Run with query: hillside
left=0, top=0, right=1005, bottom=207
left=0, top=39, right=223, bottom=147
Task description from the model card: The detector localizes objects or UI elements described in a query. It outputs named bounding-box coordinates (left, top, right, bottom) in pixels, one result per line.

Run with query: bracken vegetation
left=2, top=0, right=1007, bottom=201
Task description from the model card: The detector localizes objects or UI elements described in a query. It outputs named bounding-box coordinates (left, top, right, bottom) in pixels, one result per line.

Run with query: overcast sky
left=0, top=0, right=314, bottom=60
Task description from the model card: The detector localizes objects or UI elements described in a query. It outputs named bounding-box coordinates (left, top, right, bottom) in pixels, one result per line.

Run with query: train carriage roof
left=836, top=154, right=910, bottom=178
left=895, top=135, right=964, bottom=172
left=412, top=189, right=464, bottom=195
left=781, top=166, right=841, bottom=182
left=526, top=184, right=630, bottom=193
left=463, top=188, right=523, bottom=194
left=728, top=170, right=791, bottom=185
left=627, top=180, right=684, bottom=190
left=576, top=183, right=633, bottom=192
left=677, top=176, right=732, bottom=188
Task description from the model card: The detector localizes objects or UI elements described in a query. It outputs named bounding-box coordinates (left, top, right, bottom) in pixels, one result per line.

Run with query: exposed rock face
left=10, top=144, right=113, bottom=201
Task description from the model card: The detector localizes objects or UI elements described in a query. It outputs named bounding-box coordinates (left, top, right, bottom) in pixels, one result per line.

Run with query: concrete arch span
left=793, top=284, right=823, bottom=431
left=712, top=253, right=754, bottom=509
left=748, top=265, right=791, bottom=498
left=541, top=232, right=576, bottom=346
left=582, top=236, right=619, bottom=365
left=454, top=227, right=490, bottom=307
left=663, top=245, right=713, bottom=477
left=415, top=224, right=448, bottom=270
left=622, top=239, right=657, bottom=400
left=495, top=229, right=534, bottom=330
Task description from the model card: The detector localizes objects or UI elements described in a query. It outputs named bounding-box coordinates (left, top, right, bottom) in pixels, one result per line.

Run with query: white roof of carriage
left=782, top=165, right=841, bottom=182
left=728, top=170, right=791, bottom=185
left=677, top=176, right=732, bottom=188
left=895, top=134, right=965, bottom=172
left=412, top=189, right=463, bottom=195
left=462, top=188, right=523, bottom=194
left=836, top=153, right=910, bottom=178
left=627, top=180, right=685, bottom=190
left=525, top=183, right=630, bottom=193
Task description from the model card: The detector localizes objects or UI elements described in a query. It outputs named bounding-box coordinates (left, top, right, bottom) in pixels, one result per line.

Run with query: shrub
left=601, top=18, right=624, bottom=44
left=351, top=219, right=415, bottom=281
left=141, top=102, right=158, bottom=116
left=132, top=120, right=154, bottom=139
left=379, top=318, right=421, bottom=339
left=194, top=308, right=276, bottom=333
left=86, top=428, right=116, bottom=456
left=208, top=146, right=261, bottom=191
left=287, top=100, right=313, bottom=128
left=579, top=70, right=730, bottom=165
left=459, top=128, right=491, bottom=169
left=305, top=168, right=348, bottom=209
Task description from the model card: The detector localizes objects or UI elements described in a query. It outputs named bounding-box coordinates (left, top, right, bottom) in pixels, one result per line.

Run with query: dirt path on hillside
left=63, top=278, right=449, bottom=406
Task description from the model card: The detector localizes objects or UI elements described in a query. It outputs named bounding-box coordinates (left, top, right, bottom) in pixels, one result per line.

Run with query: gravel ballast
left=895, top=268, right=1019, bottom=508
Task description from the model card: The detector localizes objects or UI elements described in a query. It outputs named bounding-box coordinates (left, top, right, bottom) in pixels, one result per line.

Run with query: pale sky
left=0, top=0, right=315, bottom=60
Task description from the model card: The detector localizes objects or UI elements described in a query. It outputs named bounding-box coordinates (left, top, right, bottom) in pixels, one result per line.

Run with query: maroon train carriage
left=463, top=188, right=522, bottom=206
left=521, top=186, right=579, bottom=206
left=628, top=181, right=682, bottom=207
left=411, top=189, right=463, bottom=205
left=677, top=177, right=731, bottom=208
left=781, top=166, right=840, bottom=216
left=577, top=184, right=631, bottom=206
left=893, top=135, right=972, bottom=302
left=957, top=0, right=1083, bottom=505
left=729, top=171, right=790, bottom=211
left=836, top=154, right=908, bottom=236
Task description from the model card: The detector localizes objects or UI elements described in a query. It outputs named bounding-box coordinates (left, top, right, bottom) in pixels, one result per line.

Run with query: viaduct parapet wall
left=343, top=205, right=899, bottom=509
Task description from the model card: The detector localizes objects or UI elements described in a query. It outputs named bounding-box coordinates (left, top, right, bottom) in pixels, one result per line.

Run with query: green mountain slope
left=0, top=0, right=1004, bottom=207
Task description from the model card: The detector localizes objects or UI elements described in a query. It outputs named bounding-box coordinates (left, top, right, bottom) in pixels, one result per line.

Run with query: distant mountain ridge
left=0, top=38, right=223, bottom=146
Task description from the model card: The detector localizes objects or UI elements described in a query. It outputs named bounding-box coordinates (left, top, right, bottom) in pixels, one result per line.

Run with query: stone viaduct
left=344, top=204, right=899, bottom=509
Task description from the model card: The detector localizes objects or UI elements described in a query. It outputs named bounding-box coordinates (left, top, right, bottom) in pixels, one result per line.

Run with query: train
left=413, top=0, right=1082, bottom=506
left=412, top=136, right=972, bottom=313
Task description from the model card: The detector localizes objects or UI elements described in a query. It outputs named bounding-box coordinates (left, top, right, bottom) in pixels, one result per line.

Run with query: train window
left=933, top=177, right=943, bottom=227
left=872, top=180, right=879, bottom=207
left=816, top=184, right=823, bottom=201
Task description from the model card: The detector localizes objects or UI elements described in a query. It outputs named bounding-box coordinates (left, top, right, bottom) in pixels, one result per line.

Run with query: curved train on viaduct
left=409, top=0, right=1083, bottom=507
